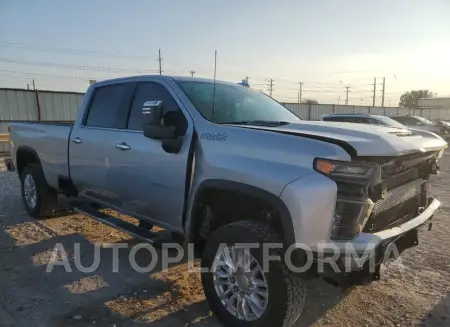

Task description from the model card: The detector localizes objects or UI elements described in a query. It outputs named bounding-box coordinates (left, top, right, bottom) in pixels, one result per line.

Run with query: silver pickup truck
left=8, top=76, right=447, bottom=327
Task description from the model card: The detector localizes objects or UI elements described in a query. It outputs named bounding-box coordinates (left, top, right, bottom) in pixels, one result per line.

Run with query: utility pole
left=345, top=86, right=350, bottom=105
left=27, top=84, right=30, bottom=90
left=32, top=79, right=36, bottom=90
left=381, top=77, right=386, bottom=107
left=157, top=49, right=163, bottom=75
left=267, top=79, right=274, bottom=97
left=372, top=77, right=377, bottom=107
left=298, top=82, right=303, bottom=104
left=189, top=70, right=195, bottom=77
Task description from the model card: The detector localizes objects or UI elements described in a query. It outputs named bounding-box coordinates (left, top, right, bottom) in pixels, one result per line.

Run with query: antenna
left=212, top=50, right=217, bottom=122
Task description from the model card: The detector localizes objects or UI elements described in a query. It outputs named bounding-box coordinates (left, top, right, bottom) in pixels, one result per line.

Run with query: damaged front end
left=314, top=150, right=443, bottom=288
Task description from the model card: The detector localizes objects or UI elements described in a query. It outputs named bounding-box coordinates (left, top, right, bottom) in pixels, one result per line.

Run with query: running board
left=73, top=205, right=175, bottom=245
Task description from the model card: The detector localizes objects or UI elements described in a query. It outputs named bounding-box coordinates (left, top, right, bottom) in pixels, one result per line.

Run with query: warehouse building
left=418, top=97, right=450, bottom=110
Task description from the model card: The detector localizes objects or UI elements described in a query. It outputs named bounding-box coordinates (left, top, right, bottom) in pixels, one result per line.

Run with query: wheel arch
left=15, top=146, right=42, bottom=177
left=188, top=179, right=296, bottom=247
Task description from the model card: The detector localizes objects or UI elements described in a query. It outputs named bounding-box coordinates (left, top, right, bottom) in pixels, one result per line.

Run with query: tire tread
left=212, top=220, right=306, bottom=327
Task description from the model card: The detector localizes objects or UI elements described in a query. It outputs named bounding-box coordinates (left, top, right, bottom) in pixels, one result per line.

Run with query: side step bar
left=73, top=205, right=176, bottom=246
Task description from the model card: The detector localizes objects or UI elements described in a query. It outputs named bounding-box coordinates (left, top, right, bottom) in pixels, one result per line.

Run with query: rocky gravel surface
left=0, top=154, right=449, bottom=327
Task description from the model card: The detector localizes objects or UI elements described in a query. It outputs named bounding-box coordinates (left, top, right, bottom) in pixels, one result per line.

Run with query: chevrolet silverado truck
left=8, top=76, right=447, bottom=327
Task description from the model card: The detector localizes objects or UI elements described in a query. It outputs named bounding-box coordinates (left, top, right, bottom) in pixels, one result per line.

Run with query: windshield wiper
left=220, top=120, right=291, bottom=126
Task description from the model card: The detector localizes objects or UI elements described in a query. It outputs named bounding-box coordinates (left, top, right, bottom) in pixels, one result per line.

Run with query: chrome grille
left=373, top=179, right=423, bottom=215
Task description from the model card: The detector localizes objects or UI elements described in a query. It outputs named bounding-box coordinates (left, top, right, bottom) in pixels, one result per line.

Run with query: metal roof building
left=418, top=97, right=450, bottom=109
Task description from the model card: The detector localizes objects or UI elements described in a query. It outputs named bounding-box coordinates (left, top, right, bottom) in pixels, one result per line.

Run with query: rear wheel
left=20, top=164, right=57, bottom=219
left=201, top=221, right=306, bottom=327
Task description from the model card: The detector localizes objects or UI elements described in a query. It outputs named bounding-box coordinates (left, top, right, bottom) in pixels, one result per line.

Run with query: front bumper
left=306, top=198, right=440, bottom=287
left=331, top=197, right=440, bottom=253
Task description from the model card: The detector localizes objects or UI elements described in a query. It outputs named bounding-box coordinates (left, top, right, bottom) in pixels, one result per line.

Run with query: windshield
left=415, top=116, right=435, bottom=125
left=375, top=116, right=408, bottom=129
left=176, top=81, right=302, bottom=124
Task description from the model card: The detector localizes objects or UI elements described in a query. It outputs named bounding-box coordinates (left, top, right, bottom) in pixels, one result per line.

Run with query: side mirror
left=142, top=100, right=163, bottom=126
left=143, top=125, right=177, bottom=139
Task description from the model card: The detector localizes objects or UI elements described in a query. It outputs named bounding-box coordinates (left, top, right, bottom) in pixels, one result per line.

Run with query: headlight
left=314, top=158, right=374, bottom=178
left=314, top=158, right=378, bottom=239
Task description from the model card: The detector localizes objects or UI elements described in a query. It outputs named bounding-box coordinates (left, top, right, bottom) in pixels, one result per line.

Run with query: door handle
left=115, top=142, right=131, bottom=151
left=72, top=137, right=82, bottom=144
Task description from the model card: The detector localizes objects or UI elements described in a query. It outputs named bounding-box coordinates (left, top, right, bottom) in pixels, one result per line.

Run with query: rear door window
left=84, top=84, right=131, bottom=128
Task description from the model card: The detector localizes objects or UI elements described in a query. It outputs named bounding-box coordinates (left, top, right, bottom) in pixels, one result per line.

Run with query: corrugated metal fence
left=0, top=88, right=83, bottom=153
left=2, top=87, right=450, bottom=154
left=282, top=103, right=450, bottom=121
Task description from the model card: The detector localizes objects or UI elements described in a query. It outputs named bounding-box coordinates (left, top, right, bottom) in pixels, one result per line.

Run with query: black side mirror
left=143, top=125, right=177, bottom=139
left=142, top=100, right=163, bottom=126
left=142, top=100, right=177, bottom=139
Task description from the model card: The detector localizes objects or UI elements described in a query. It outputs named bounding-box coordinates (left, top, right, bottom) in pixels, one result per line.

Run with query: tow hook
left=418, top=206, right=433, bottom=231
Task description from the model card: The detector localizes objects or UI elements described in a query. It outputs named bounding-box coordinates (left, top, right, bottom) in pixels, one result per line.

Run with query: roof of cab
left=90, top=75, right=237, bottom=87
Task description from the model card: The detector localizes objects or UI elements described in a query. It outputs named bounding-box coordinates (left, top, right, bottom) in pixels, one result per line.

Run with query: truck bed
left=9, top=122, right=72, bottom=189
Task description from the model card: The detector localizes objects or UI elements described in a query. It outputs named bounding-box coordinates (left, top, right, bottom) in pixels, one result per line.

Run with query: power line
left=0, top=69, right=99, bottom=80
left=0, top=41, right=152, bottom=61
left=0, top=57, right=157, bottom=74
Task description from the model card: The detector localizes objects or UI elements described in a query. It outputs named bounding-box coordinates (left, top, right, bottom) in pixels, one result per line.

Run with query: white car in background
left=390, top=115, right=448, bottom=139
left=322, top=113, right=448, bottom=139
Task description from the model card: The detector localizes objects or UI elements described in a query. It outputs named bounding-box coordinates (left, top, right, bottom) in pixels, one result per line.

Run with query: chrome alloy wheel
left=212, top=245, right=269, bottom=321
left=23, top=174, right=37, bottom=209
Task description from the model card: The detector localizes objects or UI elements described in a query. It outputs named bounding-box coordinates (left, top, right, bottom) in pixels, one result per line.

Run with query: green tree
left=304, top=99, right=319, bottom=104
left=399, top=90, right=434, bottom=108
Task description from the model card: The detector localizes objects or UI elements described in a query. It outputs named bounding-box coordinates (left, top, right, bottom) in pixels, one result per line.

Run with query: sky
left=1, top=0, right=449, bottom=106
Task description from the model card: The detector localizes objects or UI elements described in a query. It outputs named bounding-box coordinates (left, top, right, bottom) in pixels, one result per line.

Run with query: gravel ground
left=0, top=155, right=449, bottom=327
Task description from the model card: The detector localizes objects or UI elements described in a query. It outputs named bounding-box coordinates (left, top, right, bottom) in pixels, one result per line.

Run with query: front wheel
left=201, top=221, right=306, bottom=327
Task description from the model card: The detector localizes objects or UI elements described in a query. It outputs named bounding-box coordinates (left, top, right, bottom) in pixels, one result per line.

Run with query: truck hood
left=234, top=121, right=447, bottom=157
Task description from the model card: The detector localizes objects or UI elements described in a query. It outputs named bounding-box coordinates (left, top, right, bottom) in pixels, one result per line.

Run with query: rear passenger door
left=69, top=83, right=135, bottom=204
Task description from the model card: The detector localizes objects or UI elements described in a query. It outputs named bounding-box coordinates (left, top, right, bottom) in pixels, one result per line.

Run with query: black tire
left=201, top=221, right=306, bottom=327
left=20, top=164, right=57, bottom=219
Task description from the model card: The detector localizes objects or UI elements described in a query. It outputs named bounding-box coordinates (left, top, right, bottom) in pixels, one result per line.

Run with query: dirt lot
left=0, top=155, right=449, bottom=327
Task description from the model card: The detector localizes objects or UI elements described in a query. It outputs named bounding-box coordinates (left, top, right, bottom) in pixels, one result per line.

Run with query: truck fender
left=187, top=179, right=296, bottom=247
left=15, top=146, right=42, bottom=176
